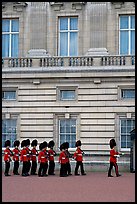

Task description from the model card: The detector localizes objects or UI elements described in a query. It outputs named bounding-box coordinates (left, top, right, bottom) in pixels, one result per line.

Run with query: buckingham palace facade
left=2, top=2, right=135, bottom=167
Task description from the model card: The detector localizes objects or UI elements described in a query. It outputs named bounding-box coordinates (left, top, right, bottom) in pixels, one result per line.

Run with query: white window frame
left=119, top=15, right=135, bottom=55
left=2, top=19, right=19, bottom=57
left=2, top=90, right=16, bottom=100
left=58, top=16, right=78, bottom=56
left=121, top=89, right=135, bottom=99
left=2, top=118, right=18, bottom=149
left=117, top=86, right=135, bottom=101
left=56, top=86, right=78, bottom=101
left=120, top=118, right=135, bottom=151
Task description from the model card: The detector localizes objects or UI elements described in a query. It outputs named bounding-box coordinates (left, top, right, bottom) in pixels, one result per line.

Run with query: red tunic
left=20, top=148, right=28, bottom=162
left=38, top=151, right=47, bottom=163
left=73, top=148, right=83, bottom=162
left=12, top=148, right=20, bottom=161
left=110, top=148, right=119, bottom=163
left=4, top=148, right=12, bottom=162
left=31, top=148, right=38, bottom=161
left=26, top=147, right=31, bottom=161
left=59, top=151, right=67, bottom=164
left=48, top=149, right=55, bottom=161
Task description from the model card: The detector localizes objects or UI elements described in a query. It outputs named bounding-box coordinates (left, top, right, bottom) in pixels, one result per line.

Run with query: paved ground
left=2, top=171, right=135, bottom=202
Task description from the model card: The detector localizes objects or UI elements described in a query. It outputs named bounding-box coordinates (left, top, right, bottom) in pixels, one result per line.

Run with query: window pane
left=2, top=34, right=9, bottom=57
left=59, top=119, right=76, bottom=148
left=70, top=18, right=78, bottom=30
left=60, top=90, right=75, bottom=100
left=3, top=91, right=16, bottom=100
left=2, top=20, right=10, bottom=32
left=2, top=119, right=17, bottom=147
left=120, top=31, right=128, bottom=54
left=120, top=119, right=135, bottom=149
left=70, top=32, right=78, bottom=56
left=121, top=89, right=135, bottom=98
left=130, top=16, right=135, bottom=29
left=11, top=19, right=19, bottom=32
left=60, top=32, right=68, bottom=56
left=11, top=34, right=19, bottom=57
left=131, top=31, right=135, bottom=55
left=120, top=16, right=128, bottom=29
left=121, top=126, right=126, bottom=133
left=60, top=18, right=68, bottom=30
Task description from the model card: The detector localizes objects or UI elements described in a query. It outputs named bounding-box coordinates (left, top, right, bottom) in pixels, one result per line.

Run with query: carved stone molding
left=13, top=2, right=28, bottom=12
left=2, top=2, right=27, bottom=12
left=49, top=2, right=64, bottom=11
left=72, top=2, right=87, bottom=10
left=111, top=2, right=124, bottom=9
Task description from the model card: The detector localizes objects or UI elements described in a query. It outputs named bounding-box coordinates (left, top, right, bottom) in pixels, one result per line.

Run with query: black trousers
left=13, top=161, right=19, bottom=174
left=48, top=160, right=55, bottom=175
left=31, top=161, right=37, bottom=174
left=22, top=161, right=28, bottom=175
left=108, top=162, right=119, bottom=176
left=38, top=162, right=48, bottom=176
left=66, top=162, right=71, bottom=174
left=75, top=161, right=85, bottom=174
left=60, top=163, right=67, bottom=176
left=5, top=161, right=10, bottom=175
left=26, top=160, right=31, bottom=173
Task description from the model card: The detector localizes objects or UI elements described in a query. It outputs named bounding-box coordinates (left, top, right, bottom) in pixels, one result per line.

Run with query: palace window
left=119, top=15, right=135, bottom=55
left=121, top=89, right=135, bottom=99
left=2, top=119, right=17, bottom=148
left=58, top=17, right=78, bottom=56
left=2, top=91, right=16, bottom=100
left=2, top=19, right=19, bottom=57
left=59, top=119, right=76, bottom=148
left=120, top=119, right=135, bottom=150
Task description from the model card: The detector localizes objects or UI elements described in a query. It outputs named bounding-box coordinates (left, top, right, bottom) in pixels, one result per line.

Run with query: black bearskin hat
left=109, top=138, right=116, bottom=149
left=21, top=140, right=27, bottom=148
left=39, top=143, right=44, bottom=150
left=26, top=139, right=30, bottom=146
left=48, top=140, right=55, bottom=148
left=43, top=141, right=48, bottom=148
left=14, top=140, right=20, bottom=147
left=60, top=143, right=65, bottom=151
left=31, top=139, right=38, bottom=147
left=5, top=140, right=10, bottom=147
left=64, top=142, right=69, bottom=149
left=75, top=140, right=81, bottom=147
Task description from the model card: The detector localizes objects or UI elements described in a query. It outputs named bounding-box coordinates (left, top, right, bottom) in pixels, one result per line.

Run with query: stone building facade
left=2, top=2, right=135, bottom=166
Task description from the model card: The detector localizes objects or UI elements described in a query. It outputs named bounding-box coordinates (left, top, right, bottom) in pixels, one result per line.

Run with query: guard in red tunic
left=4, top=140, right=13, bottom=176
left=48, top=140, right=56, bottom=175
left=73, top=140, right=86, bottom=175
left=59, top=143, right=68, bottom=177
left=25, top=139, right=31, bottom=176
left=108, top=138, right=122, bottom=177
left=38, top=141, right=48, bottom=177
left=20, top=140, right=29, bottom=176
left=12, top=140, right=20, bottom=175
left=30, top=139, right=38, bottom=175
left=64, top=142, right=72, bottom=176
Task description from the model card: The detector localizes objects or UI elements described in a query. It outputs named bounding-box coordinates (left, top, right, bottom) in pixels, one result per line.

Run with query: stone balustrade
left=2, top=55, right=135, bottom=68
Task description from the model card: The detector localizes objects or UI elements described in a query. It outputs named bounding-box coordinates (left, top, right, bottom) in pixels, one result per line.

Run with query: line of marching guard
left=3, top=139, right=86, bottom=177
